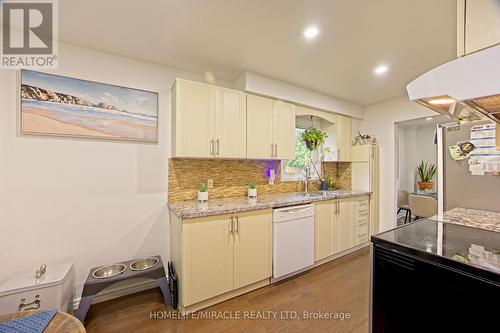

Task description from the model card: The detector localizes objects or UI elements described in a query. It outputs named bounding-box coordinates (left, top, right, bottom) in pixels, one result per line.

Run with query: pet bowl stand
left=75, top=255, right=171, bottom=324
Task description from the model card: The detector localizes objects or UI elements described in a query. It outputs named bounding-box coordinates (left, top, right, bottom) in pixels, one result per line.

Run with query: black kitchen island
left=370, top=218, right=500, bottom=333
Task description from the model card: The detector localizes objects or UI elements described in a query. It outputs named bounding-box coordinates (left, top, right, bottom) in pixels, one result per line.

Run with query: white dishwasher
left=273, top=204, right=315, bottom=281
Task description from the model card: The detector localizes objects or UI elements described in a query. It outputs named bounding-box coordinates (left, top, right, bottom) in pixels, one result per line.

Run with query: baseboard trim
left=313, top=242, right=370, bottom=267
left=71, top=245, right=370, bottom=311
left=73, top=279, right=158, bottom=310
left=180, top=279, right=270, bottom=315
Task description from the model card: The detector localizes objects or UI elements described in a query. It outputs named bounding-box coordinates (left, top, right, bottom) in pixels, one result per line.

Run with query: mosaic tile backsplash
left=168, top=158, right=352, bottom=202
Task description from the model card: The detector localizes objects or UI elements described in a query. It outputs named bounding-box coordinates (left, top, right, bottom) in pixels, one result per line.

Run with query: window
left=281, top=128, right=321, bottom=181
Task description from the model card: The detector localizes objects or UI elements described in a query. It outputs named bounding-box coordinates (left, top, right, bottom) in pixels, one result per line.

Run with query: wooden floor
left=85, top=248, right=370, bottom=333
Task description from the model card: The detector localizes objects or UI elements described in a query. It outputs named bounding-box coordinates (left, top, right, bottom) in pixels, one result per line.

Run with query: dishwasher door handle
left=280, top=207, right=312, bottom=214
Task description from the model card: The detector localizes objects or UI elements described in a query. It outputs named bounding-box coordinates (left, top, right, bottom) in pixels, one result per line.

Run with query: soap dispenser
left=268, top=169, right=275, bottom=185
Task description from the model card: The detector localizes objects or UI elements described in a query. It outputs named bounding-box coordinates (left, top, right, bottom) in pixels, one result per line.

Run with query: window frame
left=281, top=127, right=322, bottom=181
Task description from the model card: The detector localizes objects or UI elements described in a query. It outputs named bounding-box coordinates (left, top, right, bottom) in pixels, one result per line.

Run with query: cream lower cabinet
left=314, top=196, right=370, bottom=261
left=170, top=209, right=272, bottom=312
left=188, top=215, right=234, bottom=304
left=233, top=211, right=273, bottom=288
left=314, top=200, right=338, bottom=261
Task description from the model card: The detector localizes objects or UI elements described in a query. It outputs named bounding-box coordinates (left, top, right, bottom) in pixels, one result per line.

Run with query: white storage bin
left=0, top=263, right=74, bottom=315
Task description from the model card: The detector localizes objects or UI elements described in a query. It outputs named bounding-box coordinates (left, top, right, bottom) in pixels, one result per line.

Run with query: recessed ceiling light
left=429, top=98, right=455, bottom=105
left=303, top=26, right=319, bottom=39
left=426, top=117, right=433, bottom=121
left=374, top=65, right=388, bottom=75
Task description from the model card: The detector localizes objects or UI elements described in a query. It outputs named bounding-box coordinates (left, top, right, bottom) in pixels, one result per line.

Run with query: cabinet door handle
left=210, top=139, right=214, bottom=157
left=271, top=144, right=274, bottom=158
left=235, top=216, right=239, bottom=234
left=19, top=295, right=40, bottom=311
left=216, top=138, right=220, bottom=157
left=274, top=143, right=278, bottom=158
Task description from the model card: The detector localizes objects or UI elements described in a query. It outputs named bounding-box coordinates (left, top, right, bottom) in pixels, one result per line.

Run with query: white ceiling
left=397, top=115, right=450, bottom=128
left=59, top=0, right=457, bottom=106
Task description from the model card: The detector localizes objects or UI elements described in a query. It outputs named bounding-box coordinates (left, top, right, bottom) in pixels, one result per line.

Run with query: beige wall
left=360, top=97, right=434, bottom=232
left=0, top=42, right=233, bottom=297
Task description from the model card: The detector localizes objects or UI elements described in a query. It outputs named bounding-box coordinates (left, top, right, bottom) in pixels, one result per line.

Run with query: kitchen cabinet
left=309, top=112, right=351, bottom=162
left=170, top=209, right=272, bottom=312
left=189, top=215, right=234, bottom=303
left=247, top=94, right=295, bottom=160
left=216, top=89, right=247, bottom=158
left=233, top=211, right=272, bottom=288
left=172, top=79, right=246, bottom=158
left=337, top=199, right=354, bottom=253
left=336, top=115, right=352, bottom=161
left=314, top=200, right=338, bottom=261
left=458, top=0, right=500, bottom=56
left=314, top=196, right=370, bottom=261
left=350, top=145, right=379, bottom=236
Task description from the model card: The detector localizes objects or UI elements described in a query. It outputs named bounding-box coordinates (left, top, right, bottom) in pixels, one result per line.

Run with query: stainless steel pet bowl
left=129, top=257, right=159, bottom=271
left=92, top=263, right=126, bottom=279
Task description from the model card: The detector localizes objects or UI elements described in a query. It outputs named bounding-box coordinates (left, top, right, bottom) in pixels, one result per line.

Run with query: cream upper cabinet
left=247, top=94, right=274, bottom=159
left=172, top=79, right=246, bottom=158
left=172, top=79, right=215, bottom=158
left=216, top=89, right=247, bottom=158
left=336, top=115, right=352, bottom=161
left=233, top=210, right=272, bottom=289
left=247, top=94, right=295, bottom=160
left=186, top=215, right=234, bottom=305
left=272, top=100, right=296, bottom=160
left=458, top=0, right=500, bottom=56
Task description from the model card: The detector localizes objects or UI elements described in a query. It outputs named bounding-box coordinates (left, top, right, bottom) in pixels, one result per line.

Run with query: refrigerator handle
left=437, top=124, right=445, bottom=219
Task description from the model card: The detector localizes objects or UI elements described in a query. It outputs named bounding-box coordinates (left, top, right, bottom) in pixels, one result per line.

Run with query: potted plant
left=198, top=183, right=208, bottom=202
left=301, top=127, right=328, bottom=151
left=417, top=161, right=437, bottom=191
left=248, top=182, right=257, bottom=198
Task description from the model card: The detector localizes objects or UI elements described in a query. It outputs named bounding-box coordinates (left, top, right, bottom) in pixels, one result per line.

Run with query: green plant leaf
left=301, top=127, right=328, bottom=152
left=417, top=161, right=437, bottom=182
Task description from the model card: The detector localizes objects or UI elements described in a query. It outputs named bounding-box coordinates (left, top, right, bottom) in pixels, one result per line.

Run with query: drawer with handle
left=353, top=224, right=369, bottom=245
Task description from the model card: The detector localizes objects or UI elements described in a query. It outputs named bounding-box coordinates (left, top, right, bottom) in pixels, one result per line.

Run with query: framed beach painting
left=20, top=69, right=158, bottom=143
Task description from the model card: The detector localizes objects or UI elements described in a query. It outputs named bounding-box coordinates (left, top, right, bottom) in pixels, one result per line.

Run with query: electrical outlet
left=207, top=179, right=214, bottom=189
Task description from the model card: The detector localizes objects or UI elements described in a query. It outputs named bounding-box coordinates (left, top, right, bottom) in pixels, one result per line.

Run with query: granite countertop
left=431, top=207, right=500, bottom=233
left=168, top=190, right=371, bottom=219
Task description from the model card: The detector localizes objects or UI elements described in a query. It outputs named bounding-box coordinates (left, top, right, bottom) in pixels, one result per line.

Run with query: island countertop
left=431, top=207, right=500, bottom=233
left=168, top=190, right=371, bottom=219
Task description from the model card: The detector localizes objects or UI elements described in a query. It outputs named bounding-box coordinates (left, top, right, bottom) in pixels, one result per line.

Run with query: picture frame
left=19, top=69, right=159, bottom=143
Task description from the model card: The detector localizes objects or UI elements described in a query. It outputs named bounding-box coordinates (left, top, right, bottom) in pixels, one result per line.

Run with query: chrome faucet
left=304, top=167, right=311, bottom=193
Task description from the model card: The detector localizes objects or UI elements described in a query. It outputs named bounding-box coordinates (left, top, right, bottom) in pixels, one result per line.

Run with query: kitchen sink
left=301, top=191, right=327, bottom=197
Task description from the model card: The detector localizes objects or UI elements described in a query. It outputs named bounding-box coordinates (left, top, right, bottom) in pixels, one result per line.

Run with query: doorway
left=394, top=115, right=448, bottom=225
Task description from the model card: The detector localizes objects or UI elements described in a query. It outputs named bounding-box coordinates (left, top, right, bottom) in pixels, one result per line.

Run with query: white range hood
left=407, top=44, right=500, bottom=124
